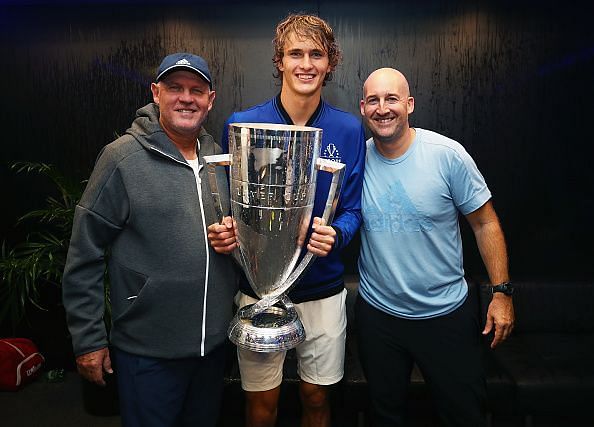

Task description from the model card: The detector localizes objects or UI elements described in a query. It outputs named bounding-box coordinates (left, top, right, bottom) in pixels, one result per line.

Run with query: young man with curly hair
left=208, top=14, right=365, bottom=427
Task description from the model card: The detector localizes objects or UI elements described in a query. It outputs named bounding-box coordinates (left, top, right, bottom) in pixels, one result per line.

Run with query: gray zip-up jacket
left=62, top=103, right=238, bottom=359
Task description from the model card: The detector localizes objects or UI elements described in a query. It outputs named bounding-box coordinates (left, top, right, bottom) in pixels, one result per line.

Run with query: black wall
left=1, top=0, right=593, bottom=280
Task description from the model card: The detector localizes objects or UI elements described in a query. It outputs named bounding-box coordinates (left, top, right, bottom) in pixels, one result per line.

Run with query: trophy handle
left=203, top=154, right=232, bottom=224
left=315, top=158, right=347, bottom=226
left=241, top=158, right=346, bottom=319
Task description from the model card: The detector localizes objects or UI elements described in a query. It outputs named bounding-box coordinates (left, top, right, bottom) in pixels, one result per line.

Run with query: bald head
left=360, top=67, right=415, bottom=157
left=363, top=68, right=410, bottom=99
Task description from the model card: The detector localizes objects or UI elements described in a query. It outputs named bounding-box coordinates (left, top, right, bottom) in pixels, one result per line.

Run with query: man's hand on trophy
left=207, top=216, right=238, bottom=254
left=307, top=217, right=336, bottom=257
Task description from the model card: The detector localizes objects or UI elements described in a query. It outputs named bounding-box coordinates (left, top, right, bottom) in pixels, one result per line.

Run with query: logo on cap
left=176, top=59, right=192, bottom=66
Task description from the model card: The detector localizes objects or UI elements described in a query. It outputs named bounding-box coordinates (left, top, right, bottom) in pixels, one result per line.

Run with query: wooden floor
left=2, top=371, right=593, bottom=427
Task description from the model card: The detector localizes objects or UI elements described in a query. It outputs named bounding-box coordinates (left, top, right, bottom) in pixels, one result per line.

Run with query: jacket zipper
left=149, top=145, right=210, bottom=356
left=196, top=164, right=210, bottom=357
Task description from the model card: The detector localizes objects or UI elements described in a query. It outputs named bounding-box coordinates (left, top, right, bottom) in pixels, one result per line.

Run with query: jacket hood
left=126, top=103, right=212, bottom=163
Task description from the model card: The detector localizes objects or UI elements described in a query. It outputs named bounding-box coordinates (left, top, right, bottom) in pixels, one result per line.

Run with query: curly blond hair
left=272, top=14, right=342, bottom=85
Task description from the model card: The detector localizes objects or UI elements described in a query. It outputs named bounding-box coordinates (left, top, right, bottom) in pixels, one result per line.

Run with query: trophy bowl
left=204, top=123, right=345, bottom=352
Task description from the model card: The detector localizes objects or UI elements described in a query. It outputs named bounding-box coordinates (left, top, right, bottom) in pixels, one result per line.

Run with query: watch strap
left=491, top=281, right=514, bottom=296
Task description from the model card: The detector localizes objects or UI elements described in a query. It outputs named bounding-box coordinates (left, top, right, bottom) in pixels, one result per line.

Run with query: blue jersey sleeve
left=330, top=123, right=366, bottom=251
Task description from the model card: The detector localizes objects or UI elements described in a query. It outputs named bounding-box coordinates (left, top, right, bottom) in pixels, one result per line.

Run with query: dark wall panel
left=1, top=1, right=593, bottom=279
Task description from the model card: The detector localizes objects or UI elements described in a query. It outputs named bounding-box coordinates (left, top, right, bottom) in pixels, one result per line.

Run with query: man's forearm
left=474, top=220, right=509, bottom=284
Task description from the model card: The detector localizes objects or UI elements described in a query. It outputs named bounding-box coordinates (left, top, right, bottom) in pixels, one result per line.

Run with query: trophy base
left=228, top=302, right=306, bottom=352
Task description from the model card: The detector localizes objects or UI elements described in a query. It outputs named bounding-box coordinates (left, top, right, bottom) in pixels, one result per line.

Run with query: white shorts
left=235, top=289, right=347, bottom=392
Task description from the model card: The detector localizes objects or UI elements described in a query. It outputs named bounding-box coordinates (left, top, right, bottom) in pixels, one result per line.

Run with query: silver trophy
left=204, top=123, right=345, bottom=352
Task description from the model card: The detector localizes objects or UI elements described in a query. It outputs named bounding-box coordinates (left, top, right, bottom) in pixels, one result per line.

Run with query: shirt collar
left=275, top=93, right=323, bottom=127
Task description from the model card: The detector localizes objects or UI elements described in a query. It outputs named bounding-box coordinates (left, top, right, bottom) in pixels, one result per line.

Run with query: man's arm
left=307, top=125, right=365, bottom=257
left=323, top=124, right=366, bottom=251
left=63, top=203, right=122, bottom=383
left=465, top=200, right=515, bottom=348
left=63, top=144, right=127, bottom=383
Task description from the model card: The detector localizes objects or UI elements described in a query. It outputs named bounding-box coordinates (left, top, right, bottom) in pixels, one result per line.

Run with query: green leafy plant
left=0, top=162, right=84, bottom=330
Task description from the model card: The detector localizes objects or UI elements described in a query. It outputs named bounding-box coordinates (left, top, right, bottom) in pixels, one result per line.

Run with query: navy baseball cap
left=155, top=52, right=212, bottom=89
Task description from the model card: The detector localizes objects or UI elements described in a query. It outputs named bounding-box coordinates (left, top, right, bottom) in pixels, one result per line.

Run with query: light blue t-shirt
left=358, top=128, right=492, bottom=319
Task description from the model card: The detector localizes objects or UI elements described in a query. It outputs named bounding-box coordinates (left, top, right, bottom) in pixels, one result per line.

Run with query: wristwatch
left=491, top=281, right=514, bottom=296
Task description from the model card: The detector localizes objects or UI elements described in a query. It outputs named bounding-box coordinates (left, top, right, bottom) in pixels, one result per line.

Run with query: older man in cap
left=62, top=52, right=238, bottom=427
